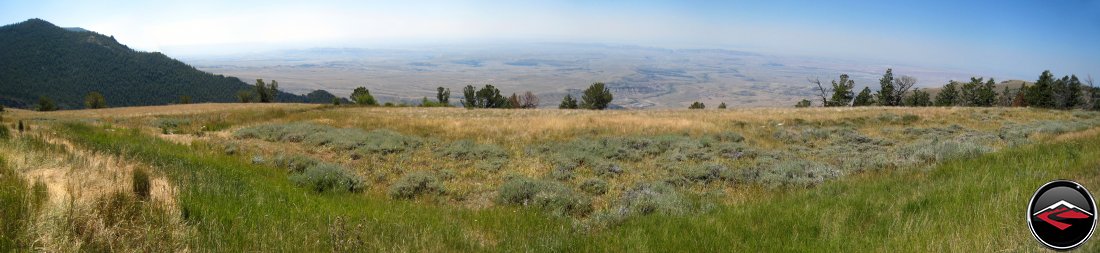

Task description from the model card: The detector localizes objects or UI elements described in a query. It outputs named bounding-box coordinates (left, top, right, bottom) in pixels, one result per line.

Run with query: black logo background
left=1028, top=180, right=1097, bottom=250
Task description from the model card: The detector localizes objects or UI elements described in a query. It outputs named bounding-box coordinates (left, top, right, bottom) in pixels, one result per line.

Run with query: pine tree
left=559, top=94, right=578, bottom=109
left=268, top=80, right=279, bottom=102
left=934, top=82, right=959, bottom=106
left=475, top=85, right=505, bottom=108
left=437, top=87, right=450, bottom=105
left=351, top=87, right=378, bottom=106
left=580, top=82, right=613, bottom=110
left=1065, top=75, right=1083, bottom=108
left=255, top=79, right=269, bottom=103
left=688, top=102, right=705, bottom=109
left=462, top=85, right=477, bottom=108
left=852, top=87, right=875, bottom=106
left=959, top=77, right=982, bottom=106
left=904, top=88, right=932, bottom=106
left=876, top=69, right=896, bottom=106
left=829, top=74, right=855, bottom=106
left=717, top=102, right=727, bottom=109
left=1052, top=76, right=1071, bottom=108
left=975, top=78, right=997, bottom=107
left=1027, top=70, right=1056, bottom=108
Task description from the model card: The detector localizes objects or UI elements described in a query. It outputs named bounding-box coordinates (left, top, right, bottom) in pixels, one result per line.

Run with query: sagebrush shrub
left=439, top=140, right=510, bottom=171
left=273, top=154, right=319, bottom=173
left=235, top=123, right=422, bottom=154
left=579, top=178, right=609, bottom=195
left=289, top=163, right=364, bottom=193
left=903, top=137, right=992, bottom=163
left=617, top=182, right=688, bottom=216
left=438, top=140, right=508, bottom=160
left=713, top=131, right=745, bottom=142
left=497, top=177, right=592, bottom=216
left=154, top=118, right=191, bottom=132
left=355, top=129, right=422, bottom=154
left=388, top=172, right=445, bottom=199
left=758, top=160, right=840, bottom=187
left=677, top=163, right=734, bottom=184
left=497, top=177, right=541, bottom=205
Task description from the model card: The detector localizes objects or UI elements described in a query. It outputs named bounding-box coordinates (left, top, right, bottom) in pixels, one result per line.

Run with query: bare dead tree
left=521, top=91, right=540, bottom=108
left=809, top=77, right=829, bottom=107
left=1088, top=75, right=1097, bottom=109
left=893, top=75, right=917, bottom=105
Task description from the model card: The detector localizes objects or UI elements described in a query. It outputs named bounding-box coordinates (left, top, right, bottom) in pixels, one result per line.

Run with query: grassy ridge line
left=579, top=128, right=1100, bottom=252
left=58, top=123, right=578, bottom=252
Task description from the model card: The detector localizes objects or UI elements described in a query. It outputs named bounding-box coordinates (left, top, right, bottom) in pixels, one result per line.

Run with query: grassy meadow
left=2, top=103, right=1100, bottom=251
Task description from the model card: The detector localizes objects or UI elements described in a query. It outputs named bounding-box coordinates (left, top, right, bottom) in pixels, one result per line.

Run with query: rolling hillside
left=0, top=19, right=312, bottom=109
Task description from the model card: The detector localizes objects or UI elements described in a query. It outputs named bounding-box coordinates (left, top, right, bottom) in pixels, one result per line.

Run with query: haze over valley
left=183, top=44, right=985, bottom=108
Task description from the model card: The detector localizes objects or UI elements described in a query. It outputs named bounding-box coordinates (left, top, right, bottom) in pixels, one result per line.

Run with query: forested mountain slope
left=0, top=18, right=309, bottom=109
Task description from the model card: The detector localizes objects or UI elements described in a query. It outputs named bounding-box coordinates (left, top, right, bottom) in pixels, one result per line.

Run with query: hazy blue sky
left=2, top=0, right=1098, bottom=77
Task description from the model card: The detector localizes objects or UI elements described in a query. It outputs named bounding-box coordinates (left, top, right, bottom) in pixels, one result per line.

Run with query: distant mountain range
left=0, top=19, right=336, bottom=109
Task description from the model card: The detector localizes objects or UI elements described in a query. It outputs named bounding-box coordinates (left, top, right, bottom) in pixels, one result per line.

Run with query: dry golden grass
left=4, top=103, right=1100, bottom=251
left=4, top=103, right=319, bottom=119
left=0, top=133, right=190, bottom=251
left=255, top=106, right=1080, bottom=153
left=7, top=104, right=1097, bottom=212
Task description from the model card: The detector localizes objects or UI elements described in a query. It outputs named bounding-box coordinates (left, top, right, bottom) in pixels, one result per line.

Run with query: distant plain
left=184, top=44, right=986, bottom=108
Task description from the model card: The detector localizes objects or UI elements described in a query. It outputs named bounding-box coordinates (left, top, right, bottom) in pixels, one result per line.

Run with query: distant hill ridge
left=0, top=18, right=322, bottom=109
left=918, top=79, right=1029, bottom=98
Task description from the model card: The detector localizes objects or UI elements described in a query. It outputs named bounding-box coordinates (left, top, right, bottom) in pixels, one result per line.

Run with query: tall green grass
left=577, top=129, right=1100, bottom=252
left=56, top=121, right=1100, bottom=251
left=0, top=155, right=34, bottom=250
left=59, top=123, right=578, bottom=251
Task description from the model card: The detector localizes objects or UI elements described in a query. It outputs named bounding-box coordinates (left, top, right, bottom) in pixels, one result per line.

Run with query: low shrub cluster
left=532, top=133, right=746, bottom=177
left=738, top=159, right=841, bottom=188
left=672, top=163, right=736, bottom=185
left=388, top=171, right=445, bottom=199
left=615, top=182, right=688, bottom=216
left=154, top=118, right=191, bottom=134
left=289, top=163, right=365, bottom=193
left=272, top=154, right=319, bottom=173
left=579, top=178, right=609, bottom=195
left=234, top=123, right=422, bottom=155
left=497, top=177, right=592, bottom=216
left=902, top=138, right=993, bottom=163
left=436, top=140, right=509, bottom=171
left=875, top=113, right=920, bottom=124
left=772, top=127, right=831, bottom=144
